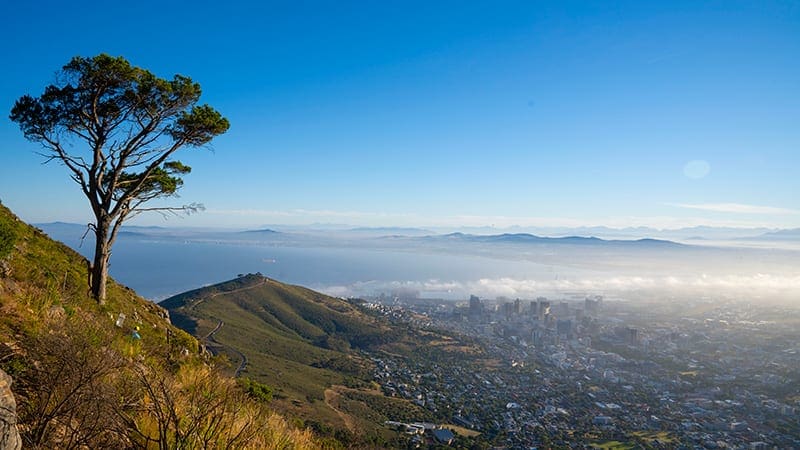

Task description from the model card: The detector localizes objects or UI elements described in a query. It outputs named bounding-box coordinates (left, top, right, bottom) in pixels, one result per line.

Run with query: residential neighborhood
left=364, top=294, right=800, bottom=448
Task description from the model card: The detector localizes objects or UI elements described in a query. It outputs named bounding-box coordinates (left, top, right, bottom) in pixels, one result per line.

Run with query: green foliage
left=175, top=104, right=231, bottom=145
left=170, top=326, right=200, bottom=355
left=305, top=420, right=354, bottom=449
left=314, top=334, right=351, bottom=352
left=342, top=390, right=433, bottom=424
left=9, top=54, right=227, bottom=145
left=107, top=160, right=192, bottom=198
left=0, top=210, right=17, bottom=259
left=9, top=53, right=230, bottom=302
left=311, top=355, right=370, bottom=378
left=239, top=377, right=274, bottom=403
left=10, top=54, right=230, bottom=202
left=0, top=354, right=30, bottom=380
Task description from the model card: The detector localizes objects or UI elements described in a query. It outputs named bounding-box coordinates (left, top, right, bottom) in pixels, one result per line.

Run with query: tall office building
left=538, top=300, right=551, bottom=322
left=585, top=296, right=602, bottom=317
left=469, top=295, right=483, bottom=322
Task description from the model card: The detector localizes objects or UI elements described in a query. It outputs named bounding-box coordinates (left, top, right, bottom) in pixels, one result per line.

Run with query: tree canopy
left=10, top=54, right=229, bottom=302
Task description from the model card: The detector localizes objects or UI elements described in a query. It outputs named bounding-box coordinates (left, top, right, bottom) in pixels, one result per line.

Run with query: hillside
left=162, top=274, right=388, bottom=399
left=162, top=274, right=435, bottom=445
left=0, top=201, right=324, bottom=449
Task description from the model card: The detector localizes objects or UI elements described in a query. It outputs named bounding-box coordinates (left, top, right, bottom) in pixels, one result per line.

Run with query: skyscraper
left=469, top=295, right=483, bottom=322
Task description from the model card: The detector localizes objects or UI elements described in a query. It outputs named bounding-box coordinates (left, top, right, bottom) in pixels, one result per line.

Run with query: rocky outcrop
left=0, top=368, right=21, bottom=450
left=0, top=259, right=10, bottom=278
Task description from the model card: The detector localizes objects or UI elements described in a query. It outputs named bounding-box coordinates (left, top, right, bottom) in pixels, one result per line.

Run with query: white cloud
left=670, top=203, right=800, bottom=215
left=319, top=274, right=800, bottom=299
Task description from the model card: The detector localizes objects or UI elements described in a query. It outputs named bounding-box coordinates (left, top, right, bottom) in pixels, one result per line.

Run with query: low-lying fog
left=37, top=223, right=800, bottom=303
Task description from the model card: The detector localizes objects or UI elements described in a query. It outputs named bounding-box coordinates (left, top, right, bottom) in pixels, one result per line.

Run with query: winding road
left=205, top=321, right=249, bottom=377
left=195, top=277, right=269, bottom=377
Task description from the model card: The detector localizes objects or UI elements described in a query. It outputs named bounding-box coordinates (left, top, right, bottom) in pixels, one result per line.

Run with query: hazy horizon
left=36, top=222, right=800, bottom=304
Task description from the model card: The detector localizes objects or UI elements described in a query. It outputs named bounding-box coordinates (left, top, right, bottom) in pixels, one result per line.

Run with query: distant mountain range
left=239, top=228, right=280, bottom=234
left=33, top=222, right=798, bottom=248
left=742, top=228, right=800, bottom=241
left=422, top=232, right=685, bottom=247
left=429, top=225, right=788, bottom=241
left=237, top=225, right=800, bottom=243
left=346, top=226, right=434, bottom=236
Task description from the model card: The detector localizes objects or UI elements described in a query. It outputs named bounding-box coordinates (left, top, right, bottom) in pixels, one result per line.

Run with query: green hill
left=0, top=201, right=324, bottom=449
left=162, top=274, right=440, bottom=445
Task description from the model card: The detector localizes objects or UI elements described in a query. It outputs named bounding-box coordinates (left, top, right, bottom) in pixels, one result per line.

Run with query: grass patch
left=631, top=430, right=675, bottom=443
left=591, top=441, right=635, bottom=449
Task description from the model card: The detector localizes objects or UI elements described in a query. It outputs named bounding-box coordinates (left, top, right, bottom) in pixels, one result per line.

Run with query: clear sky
left=1, top=0, right=798, bottom=229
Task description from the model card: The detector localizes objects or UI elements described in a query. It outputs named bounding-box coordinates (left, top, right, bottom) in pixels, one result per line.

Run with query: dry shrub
left=128, top=362, right=319, bottom=449
left=12, top=319, right=130, bottom=449
left=5, top=308, right=323, bottom=449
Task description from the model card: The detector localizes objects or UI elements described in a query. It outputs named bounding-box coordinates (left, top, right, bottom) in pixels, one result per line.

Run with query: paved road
left=195, top=278, right=267, bottom=377
left=206, top=321, right=249, bottom=377
left=192, top=278, right=269, bottom=309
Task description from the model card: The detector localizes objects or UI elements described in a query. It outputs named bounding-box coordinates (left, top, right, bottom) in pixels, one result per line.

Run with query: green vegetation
left=163, top=274, right=391, bottom=435
left=0, top=205, right=16, bottom=260
left=591, top=441, right=635, bottom=449
left=239, top=377, right=274, bottom=403
left=589, top=431, right=675, bottom=449
left=9, top=54, right=229, bottom=303
left=0, top=203, right=324, bottom=448
left=340, top=389, right=433, bottom=423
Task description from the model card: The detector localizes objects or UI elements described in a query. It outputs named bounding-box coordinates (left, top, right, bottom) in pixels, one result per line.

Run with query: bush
left=238, top=377, right=274, bottom=403
left=0, top=213, right=17, bottom=259
left=14, top=319, right=129, bottom=449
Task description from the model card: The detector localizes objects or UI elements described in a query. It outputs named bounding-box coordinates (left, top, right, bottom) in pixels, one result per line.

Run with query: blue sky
left=1, top=0, right=798, bottom=229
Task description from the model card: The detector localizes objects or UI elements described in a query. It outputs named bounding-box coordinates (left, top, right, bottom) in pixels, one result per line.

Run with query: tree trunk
left=91, top=219, right=111, bottom=304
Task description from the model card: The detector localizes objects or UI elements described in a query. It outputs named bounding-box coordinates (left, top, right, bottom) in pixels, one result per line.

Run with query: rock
left=156, top=306, right=171, bottom=324
left=145, top=303, right=171, bottom=324
left=0, top=369, right=22, bottom=450
left=0, top=260, right=10, bottom=278
left=47, top=305, right=66, bottom=320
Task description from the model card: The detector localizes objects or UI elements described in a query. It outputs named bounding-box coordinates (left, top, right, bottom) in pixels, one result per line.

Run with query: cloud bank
left=320, top=273, right=800, bottom=299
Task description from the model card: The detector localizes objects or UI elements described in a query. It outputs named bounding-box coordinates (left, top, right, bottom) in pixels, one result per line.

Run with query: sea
left=44, top=232, right=572, bottom=302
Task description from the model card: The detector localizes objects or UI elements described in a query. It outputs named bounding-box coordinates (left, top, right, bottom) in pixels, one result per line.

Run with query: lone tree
left=10, top=54, right=229, bottom=303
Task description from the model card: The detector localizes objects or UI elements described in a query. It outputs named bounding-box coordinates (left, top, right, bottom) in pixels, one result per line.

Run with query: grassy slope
left=162, top=274, right=433, bottom=442
left=0, top=201, right=323, bottom=449
left=0, top=201, right=191, bottom=350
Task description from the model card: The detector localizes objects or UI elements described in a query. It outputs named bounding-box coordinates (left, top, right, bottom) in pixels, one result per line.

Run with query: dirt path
left=324, top=387, right=357, bottom=434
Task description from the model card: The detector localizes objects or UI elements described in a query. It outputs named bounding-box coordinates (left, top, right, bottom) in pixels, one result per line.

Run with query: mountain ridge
left=33, top=221, right=792, bottom=241
left=423, top=231, right=686, bottom=247
left=161, top=273, right=471, bottom=445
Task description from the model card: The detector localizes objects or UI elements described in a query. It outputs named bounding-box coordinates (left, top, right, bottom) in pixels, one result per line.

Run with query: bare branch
left=127, top=203, right=205, bottom=220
